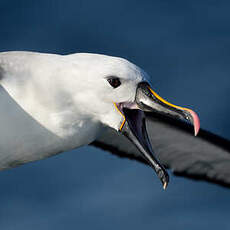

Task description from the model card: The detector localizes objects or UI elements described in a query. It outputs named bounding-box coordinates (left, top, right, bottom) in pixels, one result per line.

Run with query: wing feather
left=91, top=112, right=230, bottom=187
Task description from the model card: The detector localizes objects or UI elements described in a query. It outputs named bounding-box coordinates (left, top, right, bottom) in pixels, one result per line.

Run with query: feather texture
left=92, top=112, right=230, bottom=187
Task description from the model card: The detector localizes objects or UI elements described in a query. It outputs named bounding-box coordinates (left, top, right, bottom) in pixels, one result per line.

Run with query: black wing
left=91, top=112, right=230, bottom=187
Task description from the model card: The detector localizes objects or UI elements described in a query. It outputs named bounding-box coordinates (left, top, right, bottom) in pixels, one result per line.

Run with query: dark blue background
left=0, top=1, right=229, bottom=229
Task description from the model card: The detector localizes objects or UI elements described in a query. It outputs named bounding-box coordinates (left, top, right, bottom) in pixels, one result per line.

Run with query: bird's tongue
left=121, top=108, right=169, bottom=189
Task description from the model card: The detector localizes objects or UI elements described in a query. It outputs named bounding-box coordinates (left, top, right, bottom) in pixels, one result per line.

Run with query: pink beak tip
left=188, top=110, right=200, bottom=136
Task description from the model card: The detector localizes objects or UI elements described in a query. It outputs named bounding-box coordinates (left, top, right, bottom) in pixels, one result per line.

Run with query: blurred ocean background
left=0, top=1, right=230, bottom=229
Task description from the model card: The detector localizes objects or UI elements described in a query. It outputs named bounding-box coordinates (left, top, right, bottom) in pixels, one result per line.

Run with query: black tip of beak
left=157, top=167, right=169, bottom=190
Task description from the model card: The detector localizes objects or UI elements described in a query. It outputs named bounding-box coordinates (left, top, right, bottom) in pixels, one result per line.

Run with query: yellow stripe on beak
left=113, top=103, right=126, bottom=131
left=148, top=87, right=191, bottom=112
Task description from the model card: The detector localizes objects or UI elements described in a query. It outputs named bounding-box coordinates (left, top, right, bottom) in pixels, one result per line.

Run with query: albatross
left=0, top=51, right=229, bottom=189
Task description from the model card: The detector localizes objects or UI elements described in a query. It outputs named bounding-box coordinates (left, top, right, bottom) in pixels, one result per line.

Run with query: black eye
left=107, top=77, right=121, bottom=88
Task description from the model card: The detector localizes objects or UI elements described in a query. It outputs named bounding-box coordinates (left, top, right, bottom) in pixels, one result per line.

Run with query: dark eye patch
left=107, top=77, right=121, bottom=88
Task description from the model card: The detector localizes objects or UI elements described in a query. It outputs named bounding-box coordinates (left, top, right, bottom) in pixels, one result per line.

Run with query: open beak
left=114, top=82, right=200, bottom=189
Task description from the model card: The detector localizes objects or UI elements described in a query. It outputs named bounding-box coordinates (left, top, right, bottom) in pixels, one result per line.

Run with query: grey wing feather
left=91, top=112, right=230, bottom=187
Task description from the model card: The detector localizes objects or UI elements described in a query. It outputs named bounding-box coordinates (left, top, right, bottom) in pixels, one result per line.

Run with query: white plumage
left=0, top=51, right=143, bottom=169
left=0, top=51, right=229, bottom=188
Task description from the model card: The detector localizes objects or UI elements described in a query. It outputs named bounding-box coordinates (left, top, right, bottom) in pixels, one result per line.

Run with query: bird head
left=69, top=53, right=200, bottom=189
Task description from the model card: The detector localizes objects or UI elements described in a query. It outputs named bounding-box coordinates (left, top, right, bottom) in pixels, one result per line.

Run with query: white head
left=66, top=53, right=148, bottom=131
